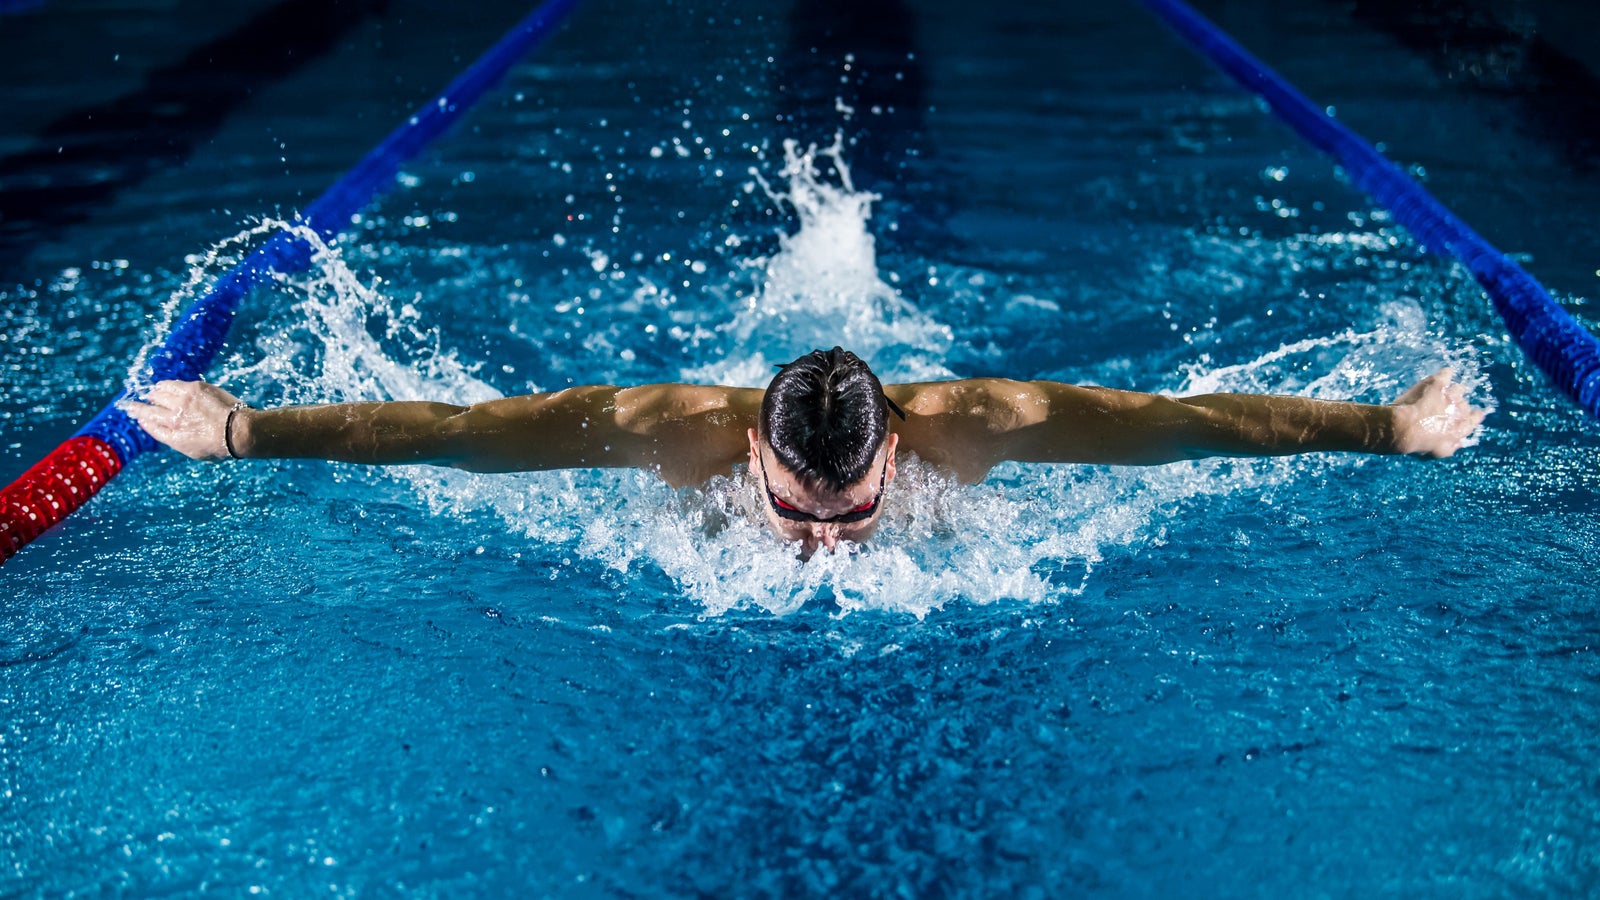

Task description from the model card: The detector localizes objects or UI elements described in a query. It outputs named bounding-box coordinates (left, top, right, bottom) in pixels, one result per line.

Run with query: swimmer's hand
left=1388, top=368, right=1487, bottom=458
left=120, top=380, right=244, bottom=461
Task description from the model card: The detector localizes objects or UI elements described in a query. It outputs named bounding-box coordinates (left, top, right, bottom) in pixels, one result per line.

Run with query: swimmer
left=124, top=347, right=1486, bottom=556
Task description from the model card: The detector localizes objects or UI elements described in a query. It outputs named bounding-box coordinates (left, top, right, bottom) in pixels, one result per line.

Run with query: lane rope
left=1140, top=0, right=1600, bottom=418
left=1, top=0, right=581, bottom=565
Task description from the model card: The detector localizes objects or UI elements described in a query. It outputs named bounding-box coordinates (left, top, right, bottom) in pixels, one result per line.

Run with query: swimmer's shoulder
left=885, top=378, right=1131, bottom=480
left=613, top=383, right=763, bottom=427
left=613, top=383, right=763, bottom=487
left=886, top=378, right=1046, bottom=418
left=885, top=379, right=1048, bottom=482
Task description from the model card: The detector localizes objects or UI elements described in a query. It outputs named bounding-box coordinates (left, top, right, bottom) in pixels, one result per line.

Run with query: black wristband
left=224, top=401, right=248, bottom=460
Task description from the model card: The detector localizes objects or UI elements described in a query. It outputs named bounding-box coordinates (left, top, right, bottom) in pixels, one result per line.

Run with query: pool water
left=4, top=0, right=1600, bottom=895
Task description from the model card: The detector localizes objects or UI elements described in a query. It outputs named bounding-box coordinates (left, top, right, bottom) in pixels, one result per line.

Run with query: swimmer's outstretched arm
left=889, top=368, right=1487, bottom=480
left=123, top=380, right=758, bottom=487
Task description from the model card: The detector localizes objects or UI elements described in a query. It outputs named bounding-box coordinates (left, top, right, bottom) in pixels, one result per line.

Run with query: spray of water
left=124, top=219, right=307, bottom=396
left=163, top=141, right=1484, bottom=618
left=685, top=136, right=955, bottom=386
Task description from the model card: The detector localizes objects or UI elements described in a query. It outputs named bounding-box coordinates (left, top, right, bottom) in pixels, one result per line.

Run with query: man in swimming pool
left=124, top=347, right=1486, bottom=556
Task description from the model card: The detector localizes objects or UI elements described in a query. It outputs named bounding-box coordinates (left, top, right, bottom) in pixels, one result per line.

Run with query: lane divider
left=1140, top=0, right=1600, bottom=418
left=1, top=0, right=581, bottom=565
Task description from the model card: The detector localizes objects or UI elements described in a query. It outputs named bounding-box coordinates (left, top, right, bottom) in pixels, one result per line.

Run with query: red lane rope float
left=0, top=437, right=123, bottom=564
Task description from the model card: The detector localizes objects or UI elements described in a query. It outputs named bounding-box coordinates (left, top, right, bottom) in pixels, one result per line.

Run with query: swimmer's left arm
left=895, top=368, right=1486, bottom=477
left=1013, top=368, right=1485, bottom=466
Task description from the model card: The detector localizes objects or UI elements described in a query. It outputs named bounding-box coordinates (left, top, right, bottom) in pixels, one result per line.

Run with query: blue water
left=5, top=0, right=1600, bottom=895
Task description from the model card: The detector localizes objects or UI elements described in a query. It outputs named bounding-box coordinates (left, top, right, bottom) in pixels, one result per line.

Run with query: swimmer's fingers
left=121, top=397, right=176, bottom=435
left=1390, top=367, right=1488, bottom=458
left=1392, top=367, right=1454, bottom=408
left=119, top=379, right=241, bottom=460
left=142, top=379, right=193, bottom=412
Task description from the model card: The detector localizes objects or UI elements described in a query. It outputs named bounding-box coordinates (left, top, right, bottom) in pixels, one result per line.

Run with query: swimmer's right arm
left=123, top=380, right=758, bottom=486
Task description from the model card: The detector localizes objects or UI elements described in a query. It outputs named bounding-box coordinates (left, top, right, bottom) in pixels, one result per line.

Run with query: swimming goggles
left=758, top=450, right=887, bottom=524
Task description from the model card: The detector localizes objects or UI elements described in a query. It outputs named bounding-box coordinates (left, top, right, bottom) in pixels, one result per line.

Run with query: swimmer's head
left=759, top=347, right=893, bottom=492
left=752, top=348, right=903, bottom=555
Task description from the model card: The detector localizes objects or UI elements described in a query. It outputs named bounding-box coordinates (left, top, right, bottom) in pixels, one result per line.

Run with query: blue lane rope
left=73, top=0, right=583, bottom=460
left=1140, top=0, right=1600, bottom=418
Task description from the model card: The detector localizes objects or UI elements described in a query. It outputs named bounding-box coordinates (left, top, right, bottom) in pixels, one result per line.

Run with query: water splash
left=684, top=135, right=954, bottom=385
left=1175, top=299, right=1489, bottom=403
left=123, top=218, right=305, bottom=396
left=191, top=221, right=501, bottom=409
left=184, top=145, right=1490, bottom=618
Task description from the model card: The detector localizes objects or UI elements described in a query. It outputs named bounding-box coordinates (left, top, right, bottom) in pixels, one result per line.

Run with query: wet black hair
left=759, top=347, right=904, bottom=492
